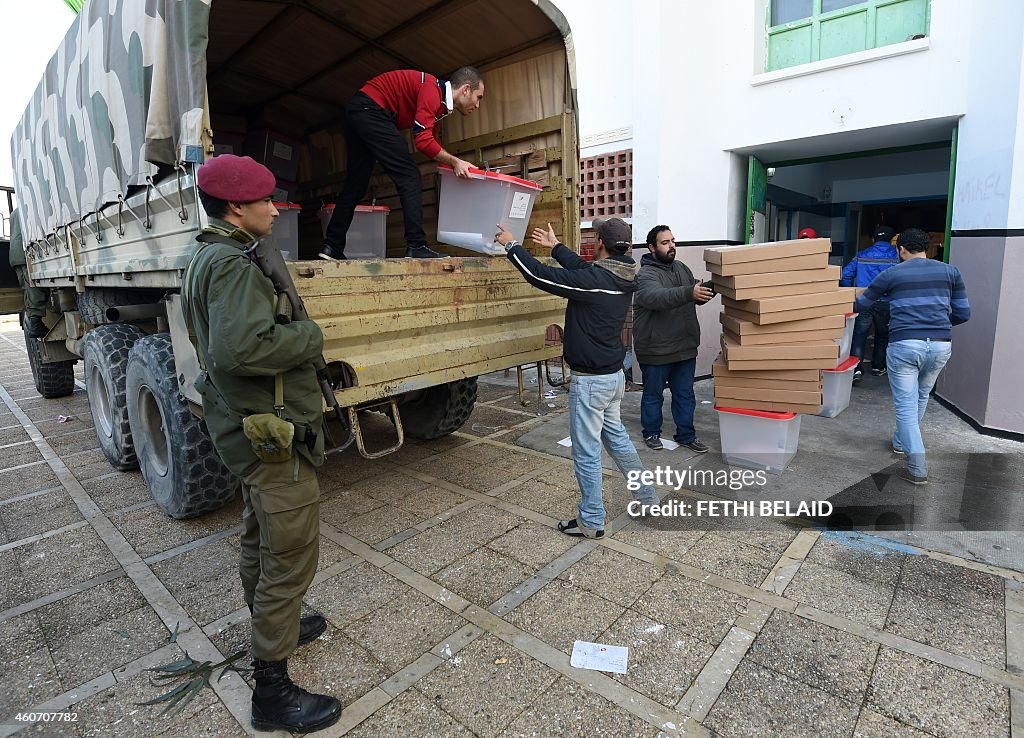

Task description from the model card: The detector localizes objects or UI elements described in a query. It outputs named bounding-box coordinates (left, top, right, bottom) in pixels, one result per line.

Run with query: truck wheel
left=24, top=333, right=76, bottom=399
left=126, top=334, right=238, bottom=519
left=399, top=378, right=478, bottom=439
left=76, top=288, right=162, bottom=324
left=84, top=324, right=146, bottom=470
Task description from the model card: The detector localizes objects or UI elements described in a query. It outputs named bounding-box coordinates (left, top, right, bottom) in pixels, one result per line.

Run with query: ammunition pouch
left=243, top=413, right=295, bottom=463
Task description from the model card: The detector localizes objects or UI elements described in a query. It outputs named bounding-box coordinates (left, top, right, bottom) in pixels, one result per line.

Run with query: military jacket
left=181, top=218, right=326, bottom=477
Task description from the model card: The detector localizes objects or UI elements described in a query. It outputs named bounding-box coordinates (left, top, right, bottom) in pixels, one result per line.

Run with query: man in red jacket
left=320, top=67, right=484, bottom=260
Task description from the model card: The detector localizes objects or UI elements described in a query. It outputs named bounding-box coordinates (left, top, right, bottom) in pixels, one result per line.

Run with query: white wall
left=632, top=0, right=971, bottom=243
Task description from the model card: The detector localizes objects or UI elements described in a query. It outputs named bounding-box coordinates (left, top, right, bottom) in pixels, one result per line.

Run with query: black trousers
left=324, top=92, right=426, bottom=250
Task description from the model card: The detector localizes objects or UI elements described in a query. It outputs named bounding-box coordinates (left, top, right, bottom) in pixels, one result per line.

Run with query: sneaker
left=853, top=369, right=864, bottom=383
left=556, top=518, right=604, bottom=539
left=318, top=242, right=346, bottom=261
left=891, top=444, right=906, bottom=455
left=679, top=438, right=709, bottom=454
left=896, top=468, right=928, bottom=485
left=405, top=244, right=449, bottom=259
left=643, top=434, right=664, bottom=450
left=871, top=367, right=887, bottom=377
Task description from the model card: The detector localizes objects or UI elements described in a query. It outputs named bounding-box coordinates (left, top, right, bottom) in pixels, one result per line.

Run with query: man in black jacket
left=495, top=218, right=658, bottom=539
left=634, top=225, right=714, bottom=452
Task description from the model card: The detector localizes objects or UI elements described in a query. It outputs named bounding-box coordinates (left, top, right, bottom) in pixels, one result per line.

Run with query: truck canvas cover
left=10, top=0, right=210, bottom=244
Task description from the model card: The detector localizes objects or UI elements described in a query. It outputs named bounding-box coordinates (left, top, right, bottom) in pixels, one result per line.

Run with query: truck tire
left=84, top=324, right=146, bottom=470
left=24, top=333, right=76, bottom=399
left=77, top=288, right=162, bottom=324
left=399, top=378, right=478, bottom=439
left=126, top=334, right=238, bottom=519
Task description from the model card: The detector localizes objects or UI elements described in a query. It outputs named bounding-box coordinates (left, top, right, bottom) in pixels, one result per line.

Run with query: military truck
left=8, top=0, right=578, bottom=518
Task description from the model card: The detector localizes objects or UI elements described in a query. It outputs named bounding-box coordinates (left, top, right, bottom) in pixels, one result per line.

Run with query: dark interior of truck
left=205, top=0, right=575, bottom=258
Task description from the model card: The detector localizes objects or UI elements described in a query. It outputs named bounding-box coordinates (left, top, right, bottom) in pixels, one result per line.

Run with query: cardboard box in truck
left=707, top=253, right=830, bottom=277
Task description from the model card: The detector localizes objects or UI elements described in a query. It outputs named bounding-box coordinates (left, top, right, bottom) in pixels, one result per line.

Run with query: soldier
left=181, top=155, right=341, bottom=734
left=7, top=209, right=50, bottom=338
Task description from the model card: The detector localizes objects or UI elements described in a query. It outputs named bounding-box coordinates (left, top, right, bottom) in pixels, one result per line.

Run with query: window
left=767, top=0, right=929, bottom=72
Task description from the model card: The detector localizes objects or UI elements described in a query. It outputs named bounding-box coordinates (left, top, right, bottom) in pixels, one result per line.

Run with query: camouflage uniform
left=7, top=210, right=48, bottom=319
left=181, top=217, right=326, bottom=662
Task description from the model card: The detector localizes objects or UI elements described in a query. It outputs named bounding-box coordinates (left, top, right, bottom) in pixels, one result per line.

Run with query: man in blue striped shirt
left=854, top=228, right=971, bottom=484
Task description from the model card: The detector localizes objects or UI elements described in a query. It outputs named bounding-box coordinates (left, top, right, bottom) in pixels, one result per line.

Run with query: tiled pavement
left=0, top=319, right=1022, bottom=738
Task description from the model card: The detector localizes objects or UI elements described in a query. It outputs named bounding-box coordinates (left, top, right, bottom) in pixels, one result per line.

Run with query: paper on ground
left=570, top=640, right=628, bottom=674
left=660, top=438, right=680, bottom=450
left=557, top=437, right=572, bottom=447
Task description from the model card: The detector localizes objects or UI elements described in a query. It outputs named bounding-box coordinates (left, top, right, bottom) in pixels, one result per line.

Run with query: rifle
left=244, top=238, right=354, bottom=451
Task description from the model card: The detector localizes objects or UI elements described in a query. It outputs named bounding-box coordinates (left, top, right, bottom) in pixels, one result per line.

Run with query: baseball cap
left=592, top=217, right=632, bottom=253
left=873, top=225, right=896, bottom=243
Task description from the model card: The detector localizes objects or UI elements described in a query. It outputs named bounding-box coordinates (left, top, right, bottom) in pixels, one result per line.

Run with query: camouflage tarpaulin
left=10, top=0, right=211, bottom=243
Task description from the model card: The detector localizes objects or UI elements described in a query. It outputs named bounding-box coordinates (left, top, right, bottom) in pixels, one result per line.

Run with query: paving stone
left=0, top=442, right=43, bottom=469
left=705, top=658, right=860, bottom=738
left=36, top=577, right=147, bottom=645
left=558, top=546, right=664, bottom=608
left=408, top=433, right=472, bottom=453
left=15, top=525, right=120, bottom=600
left=0, top=488, right=83, bottom=541
left=495, top=420, right=546, bottom=444
left=0, top=611, right=47, bottom=662
left=346, top=688, right=476, bottom=738
left=854, top=708, right=936, bottom=738
left=505, top=579, right=626, bottom=655
left=304, top=561, right=409, bottom=628
left=317, top=487, right=385, bottom=528
left=0, top=647, right=64, bottom=720
left=417, top=444, right=552, bottom=493
left=44, top=430, right=101, bottom=456
left=287, top=624, right=389, bottom=708
left=378, top=440, right=442, bottom=466
left=885, top=586, right=1006, bottom=667
left=611, top=527, right=706, bottom=561
left=499, top=479, right=582, bottom=520
left=109, top=497, right=242, bottom=558
left=486, top=520, right=579, bottom=570
left=867, top=647, right=1010, bottom=738
left=391, top=486, right=468, bottom=522
left=71, top=458, right=120, bottom=482
left=598, top=610, right=715, bottom=708
left=80, top=472, right=151, bottom=512
left=343, top=590, right=464, bottom=671
left=50, top=605, right=169, bottom=686
left=897, top=555, right=1005, bottom=616
left=677, top=532, right=777, bottom=588
left=462, top=405, right=530, bottom=437
left=0, top=463, right=60, bottom=501
left=436, top=546, right=535, bottom=607
left=152, top=540, right=246, bottom=626
left=315, top=536, right=358, bottom=572
left=386, top=520, right=481, bottom=575
left=73, top=656, right=241, bottom=737
left=340, top=504, right=421, bottom=545
left=805, top=535, right=905, bottom=585
left=476, top=381, right=517, bottom=404
left=356, top=472, right=434, bottom=505
left=746, top=610, right=879, bottom=701
left=316, top=450, right=396, bottom=490
left=0, top=548, right=31, bottom=610
left=634, top=571, right=745, bottom=645
left=417, top=633, right=560, bottom=738
left=501, top=675, right=658, bottom=738
left=783, top=561, right=896, bottom=630
left=0, top=426, right=28, bottom=446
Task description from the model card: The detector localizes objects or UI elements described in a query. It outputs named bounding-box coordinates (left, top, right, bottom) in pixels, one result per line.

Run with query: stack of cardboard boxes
left=705, top=238, right=855, bottom=415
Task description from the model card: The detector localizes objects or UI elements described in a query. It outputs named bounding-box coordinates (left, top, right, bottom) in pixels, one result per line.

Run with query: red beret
left=197, top=154, right=276, bottom=202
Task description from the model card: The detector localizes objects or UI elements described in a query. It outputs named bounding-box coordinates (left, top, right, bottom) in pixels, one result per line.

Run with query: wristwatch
left=504, top=239, right=519, bottom=252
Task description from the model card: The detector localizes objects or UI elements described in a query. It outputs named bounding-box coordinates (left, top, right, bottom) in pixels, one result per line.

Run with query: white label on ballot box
left=509, top=192, right=531, bottom=219
left=273, top=141, right=293, bottom=161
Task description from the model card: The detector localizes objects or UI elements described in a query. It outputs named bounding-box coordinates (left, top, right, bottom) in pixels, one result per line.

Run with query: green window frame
left=767, top=0, right=930, bottom=72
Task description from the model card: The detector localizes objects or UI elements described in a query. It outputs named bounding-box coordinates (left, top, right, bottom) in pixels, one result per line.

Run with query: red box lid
left=437, top=164, right=542, bottom=191
left=823, top=356, right=860, bottom=373
left=715, top=405, right=797, bottom=420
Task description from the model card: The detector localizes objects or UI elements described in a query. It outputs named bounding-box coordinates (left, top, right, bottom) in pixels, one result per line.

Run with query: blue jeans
left=886, top=339, right=952, bottom=477
left=639, top=359, right=697, bottom=443
left=852, top=301, right=891, bottom=369
left=569, top=371, right=657, bottom=529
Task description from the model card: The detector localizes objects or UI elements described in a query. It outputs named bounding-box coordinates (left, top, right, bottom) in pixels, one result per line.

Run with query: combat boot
left=251, top=658, right=341, bottom=733
left=24, top=315, right=48, bottom=339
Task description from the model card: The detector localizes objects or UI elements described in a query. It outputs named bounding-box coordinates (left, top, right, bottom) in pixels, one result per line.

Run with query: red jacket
left=361, top=70, right=450, bottom=159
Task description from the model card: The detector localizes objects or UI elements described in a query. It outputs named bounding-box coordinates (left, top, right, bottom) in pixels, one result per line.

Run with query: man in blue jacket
left=855, top=228, right=970, bottom=485
left=842, top=225, right=899, bottom=381
left=495, top=218, right=658, bottom=539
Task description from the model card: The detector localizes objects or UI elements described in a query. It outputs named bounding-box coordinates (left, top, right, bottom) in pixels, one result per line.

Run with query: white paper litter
left=660, top=438, right=680, bottom=451
left=570, top=640, right=628, bottom=674
left=557, top=437, right=572, bottom=447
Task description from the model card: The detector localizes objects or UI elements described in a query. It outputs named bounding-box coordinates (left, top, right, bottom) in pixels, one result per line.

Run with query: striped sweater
left=855, top=257, right=970, bottom=342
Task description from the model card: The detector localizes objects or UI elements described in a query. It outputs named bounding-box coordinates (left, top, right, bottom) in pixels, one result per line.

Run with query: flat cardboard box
left=714, top=384, right=822, bottom=406
left=704, top=238, right=831, bottom=265
left=723, top=288, right=856, bottom=316
left=712, top=354, right=820, bottom=382
left=713, top=396, right=823, bottom=415
left=715, top=280, right=840, bottom=301
left=720, top=312, right=846, bottom=336
left=714, top=374, right=821, bottom=391
left=712, top=266, right=841, bottom=289
left=707, top=253, right=829, bottom=277
left=721, top=334, right=839, bottom=362
left=725, top=303, right=853, bottom=325
left=723, top=326, right=844, bottom=345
